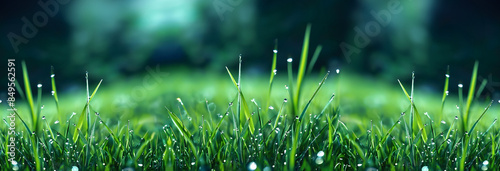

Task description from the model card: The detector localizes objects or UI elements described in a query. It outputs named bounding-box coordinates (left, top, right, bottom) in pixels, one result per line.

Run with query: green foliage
left=1, top=34, right=498, bottom=171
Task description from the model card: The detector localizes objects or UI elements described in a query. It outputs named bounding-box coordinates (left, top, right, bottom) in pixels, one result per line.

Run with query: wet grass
left=1, top=28, right=500, bottom=170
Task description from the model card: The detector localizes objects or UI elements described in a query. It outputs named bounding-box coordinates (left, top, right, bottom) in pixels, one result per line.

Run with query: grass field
left=2, top=28, right=500, bottom=170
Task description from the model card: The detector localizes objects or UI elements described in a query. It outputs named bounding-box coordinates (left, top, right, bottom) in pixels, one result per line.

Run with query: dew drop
left=287, top=58, right=293, bottom=62
left=71, top=166, right=79, bottom=171
left=273, top=69, right=277, bottom=75
left=455, top=116, right=459, bottom=120
left=336, top=69, right=340, bottom=74
left=458, top=84, right=463, bottom=88
left=248, top=162, right=257, bottom=171
left=317, top=151, right=325, bottom=157
left=357, top=164, right=362, bottom=167
left=51, top=74, right=55, bottom=78
left=441, top=120, right=446, bottom=124
left=0, top=100, right=2, bottom=103
left=191, top=162, right=195, bottom=166
left=445, top=74, right=450, bottom=78
left=422, top=166, right=429, bottom=171
left=42, top=116, right=46, bottom=120
left=268, top=106, right=274, bottom=110
left=37, top=84, right=42, bottom=88
left=54, top=120, right=59, bottom=124
left=284, top=98, right=288, bottom=103
left=273, top=50, right=278, bottom=54
left=315, top=157, right=324, bottom=165
left=138, top=164, right=143, bottom=167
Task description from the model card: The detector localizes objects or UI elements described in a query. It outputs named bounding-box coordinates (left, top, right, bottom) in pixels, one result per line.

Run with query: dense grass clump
left=1, top=26, right=500, bottom=171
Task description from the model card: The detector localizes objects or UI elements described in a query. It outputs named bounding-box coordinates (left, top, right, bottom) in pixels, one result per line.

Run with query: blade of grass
left=294, top=23, right=312, bottom=112
left=50, top=66, right=60, bottom=115
left=440, top=66, right=450, bottom=122
left=306, top=45, right=322, bottom=76
left=21, top=61, right=36, bottom=132
left=267, top=40, right=278, bottom=111
left=73, top=78, right=103, bottom=142
left=397, top=75, right=427, bottom=142
left=225, top=58, right=255, bottom=134
left=464, top=61, right=479, bottom=131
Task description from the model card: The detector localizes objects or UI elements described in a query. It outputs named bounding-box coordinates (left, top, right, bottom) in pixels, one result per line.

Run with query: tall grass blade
left=267, top=40, right=278, bottom=110
left=225, top=59, right=255, bottom=134
left=440, top=66, right=450, bottom=122
left=294, top=24, right=312, bottom=112
left=464, top=61, right=479, bottom=131
left=50, top=66, right=60, bottom=115
left=73, top=78, right=103, bottom=142
left=21, top=61, right=36, bottom=131
left=397, top=76, right=427, bottom=142
left=307, top=45, right=323, bottom=75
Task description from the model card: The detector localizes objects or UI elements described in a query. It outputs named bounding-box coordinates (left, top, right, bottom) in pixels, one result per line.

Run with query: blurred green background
left=1, top=0, right=499, bottom=108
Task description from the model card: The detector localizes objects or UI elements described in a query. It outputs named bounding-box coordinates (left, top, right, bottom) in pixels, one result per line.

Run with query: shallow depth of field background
left=1, top=0, right=500, bottom=129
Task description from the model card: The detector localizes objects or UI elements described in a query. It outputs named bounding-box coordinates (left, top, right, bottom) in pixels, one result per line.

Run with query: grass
left=1, top=27, right=500, bottom=171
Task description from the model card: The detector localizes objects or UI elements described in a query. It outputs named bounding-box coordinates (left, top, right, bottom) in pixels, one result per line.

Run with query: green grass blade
left=307, top=45, right=322, bottom=75
left=294, top=23, right=312, bottom=111
left=298, top=71, right=330, bottom=121
left=225, top=62, right=255, bottom=134
left=397, top=75, right=428, bottom=142
left=21, top=61, right=36, bottom=131
left=440, top=66, right=450, bottom=122
left=267, top=39, right=278, bottom=109
left=468, top=100, right=493, bottom=135
left=464, top=61, right=479, bottom=131
left=73, top=78, right=103, bottom=142
left=50, top=66, right=60, bottom=115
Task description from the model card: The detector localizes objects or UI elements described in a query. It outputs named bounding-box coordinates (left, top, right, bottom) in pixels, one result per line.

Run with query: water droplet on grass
left=287, top=58, right=293, bottom=62
left=445, top=74, right=450, bottom=78
left=273, top=69, right=277, bottom=75
left=315, top=158, right=324, bottom=165
left=51, top=74, right=55, bottom=78
left=37, top=84, right=42, bottom=88
left=458, top=84, right=463, bottom=88
left=357, top=164, right=362, bottom=167
left=268, top=106, right=274, bottom=110
left=284, top=98, right=288, bottom=103
left=71, top=166, right=79, bottom=171
left=248, top=162, right=257, bottom=171
left=441, top=120, right=446, bottom=124
left=191, top=162, right=195, bottom=166
left=336, top=69, right=340, bottom=74
left=54, top=120, right=59, bottom=124
left=422, top=166, right=429, bottom=171
left=317, top=151, right=324, bottom=157
left=138, top=164, right=143, bottom=167
left=42, top=116, right=46, bottom=120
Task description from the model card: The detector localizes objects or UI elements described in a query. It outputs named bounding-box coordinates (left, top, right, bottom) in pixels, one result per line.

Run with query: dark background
left=1, top=0, right=499, bottom=98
